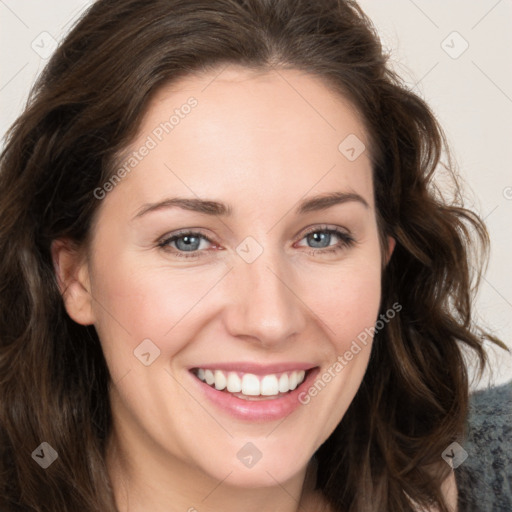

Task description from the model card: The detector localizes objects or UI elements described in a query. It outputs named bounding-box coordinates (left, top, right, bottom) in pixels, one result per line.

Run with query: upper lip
left=188, top=362, right=318, bottom=375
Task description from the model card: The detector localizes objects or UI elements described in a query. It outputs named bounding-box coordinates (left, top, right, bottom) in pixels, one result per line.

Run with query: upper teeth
left=195, top=369, right=307, bottom=396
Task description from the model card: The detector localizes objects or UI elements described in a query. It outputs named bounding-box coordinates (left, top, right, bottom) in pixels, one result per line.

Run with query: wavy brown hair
left=0, top=0, right=507, bottom=510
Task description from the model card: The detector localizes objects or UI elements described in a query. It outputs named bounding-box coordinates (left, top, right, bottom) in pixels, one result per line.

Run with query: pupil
left=310, top=232, right=329, bottom=248
left=178, top=235, right=198, bottom=251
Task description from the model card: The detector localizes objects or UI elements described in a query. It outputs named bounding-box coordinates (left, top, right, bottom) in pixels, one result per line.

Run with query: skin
left=52, top=65, right=457, bottom=511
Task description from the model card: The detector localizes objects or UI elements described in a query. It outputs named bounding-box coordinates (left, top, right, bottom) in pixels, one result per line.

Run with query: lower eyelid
left=159, top=228, right=355, bottom=256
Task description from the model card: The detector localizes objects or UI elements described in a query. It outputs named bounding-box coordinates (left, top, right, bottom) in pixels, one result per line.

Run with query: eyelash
left=157, top=225, right=356, bottom=260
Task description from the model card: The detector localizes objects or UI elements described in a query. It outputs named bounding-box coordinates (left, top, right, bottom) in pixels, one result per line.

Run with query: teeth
left=289, top=371, right=298, bottom=390
left=261, top=375, right=278, bottom=396
left=204, top=369, right=215, bottom=386
left=214, top=370, right=227, bottom=390
left=278, top=373, right=289, bottom=393
left=194, top=368, right=308, bottom=396
left=241, top=374, right=260, bottom=395
left=226, top=372, right=242, bottom=393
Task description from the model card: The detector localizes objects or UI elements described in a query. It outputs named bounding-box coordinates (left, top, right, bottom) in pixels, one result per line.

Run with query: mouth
left=188, top=364, right=319, bottom=421
left=191, top=367, right=311, bottom=399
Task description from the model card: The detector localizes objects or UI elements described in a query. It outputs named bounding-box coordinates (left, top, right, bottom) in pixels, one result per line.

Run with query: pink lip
left=188, top=366, right=320, bottom=422
left=187, top=361, right=316, bottom=375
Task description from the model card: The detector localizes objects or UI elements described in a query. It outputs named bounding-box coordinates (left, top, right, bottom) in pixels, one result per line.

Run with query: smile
left=193, top=368, right=307, bottom=398
left=188, top=363, right=320, bottom=421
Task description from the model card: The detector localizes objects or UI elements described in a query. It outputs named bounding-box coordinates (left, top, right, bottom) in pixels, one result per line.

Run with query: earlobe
left=51, top=238, right=95, bottom=326
left=385, top=236, right=396, bottom=265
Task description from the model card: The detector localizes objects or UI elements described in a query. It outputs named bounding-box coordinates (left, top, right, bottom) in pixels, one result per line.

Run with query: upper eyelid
left=160, top=225, right=352, bottom=248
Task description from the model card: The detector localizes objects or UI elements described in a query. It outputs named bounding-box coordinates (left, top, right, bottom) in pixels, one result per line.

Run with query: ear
left=51, top=238, right=95, bottom=325
left=385, top=236, right=396, bottom=265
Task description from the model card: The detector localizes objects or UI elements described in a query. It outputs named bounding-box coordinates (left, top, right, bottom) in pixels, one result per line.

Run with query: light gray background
left=1, top=0, right=510, bottom=390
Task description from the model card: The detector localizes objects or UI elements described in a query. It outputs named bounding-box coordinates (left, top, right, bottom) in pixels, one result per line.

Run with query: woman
left=0, top=0, right=507, bottom=510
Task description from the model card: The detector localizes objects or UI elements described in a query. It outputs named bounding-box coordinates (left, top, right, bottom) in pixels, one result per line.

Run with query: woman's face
left=61, top=65, right=392, bottom=489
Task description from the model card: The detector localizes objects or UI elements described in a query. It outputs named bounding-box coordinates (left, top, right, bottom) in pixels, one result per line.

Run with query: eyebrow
left=131, top=191, right=369, bottom=221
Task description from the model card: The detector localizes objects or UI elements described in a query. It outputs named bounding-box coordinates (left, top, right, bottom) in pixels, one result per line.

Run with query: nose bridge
left=225, top=241, right=305, bottom=345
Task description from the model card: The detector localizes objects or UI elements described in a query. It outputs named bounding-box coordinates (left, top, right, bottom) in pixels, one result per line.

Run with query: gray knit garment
left=455, top=379, right=512, bottom=511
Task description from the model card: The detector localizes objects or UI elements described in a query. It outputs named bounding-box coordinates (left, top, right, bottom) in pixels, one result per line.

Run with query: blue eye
left=157, top=226, right=355, bottom=259
left=158, top=231, right=213, bottom=258
left=299, top=227, right=355, bottom=253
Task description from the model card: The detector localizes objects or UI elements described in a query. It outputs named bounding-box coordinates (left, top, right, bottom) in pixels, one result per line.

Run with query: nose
left=222, top=246, right=307, bottom=348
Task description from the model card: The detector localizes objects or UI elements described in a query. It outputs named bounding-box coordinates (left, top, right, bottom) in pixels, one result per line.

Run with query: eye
left=157, top=230, right=215, bottom=258
left=157, top=225, right=356, bottom=259
left=295, top=226, right=355, bottom=255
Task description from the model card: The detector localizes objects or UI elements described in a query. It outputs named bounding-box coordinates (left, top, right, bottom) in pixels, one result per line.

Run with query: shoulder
left=455, top=379, right=512, bottom=511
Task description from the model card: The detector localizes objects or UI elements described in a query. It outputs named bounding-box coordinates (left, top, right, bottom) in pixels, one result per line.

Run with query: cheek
left=303, top=256, right=383, bottom=347
left=89, top=250, right=229, bottom=376
left=331, top=269, right=381, bottom=343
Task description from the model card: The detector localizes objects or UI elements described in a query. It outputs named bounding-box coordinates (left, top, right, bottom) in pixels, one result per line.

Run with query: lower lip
left=189, top=368, right=320, bottom=422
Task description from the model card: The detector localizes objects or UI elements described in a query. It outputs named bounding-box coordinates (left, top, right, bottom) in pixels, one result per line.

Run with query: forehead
left=108, top=65, right=374, bottom=213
